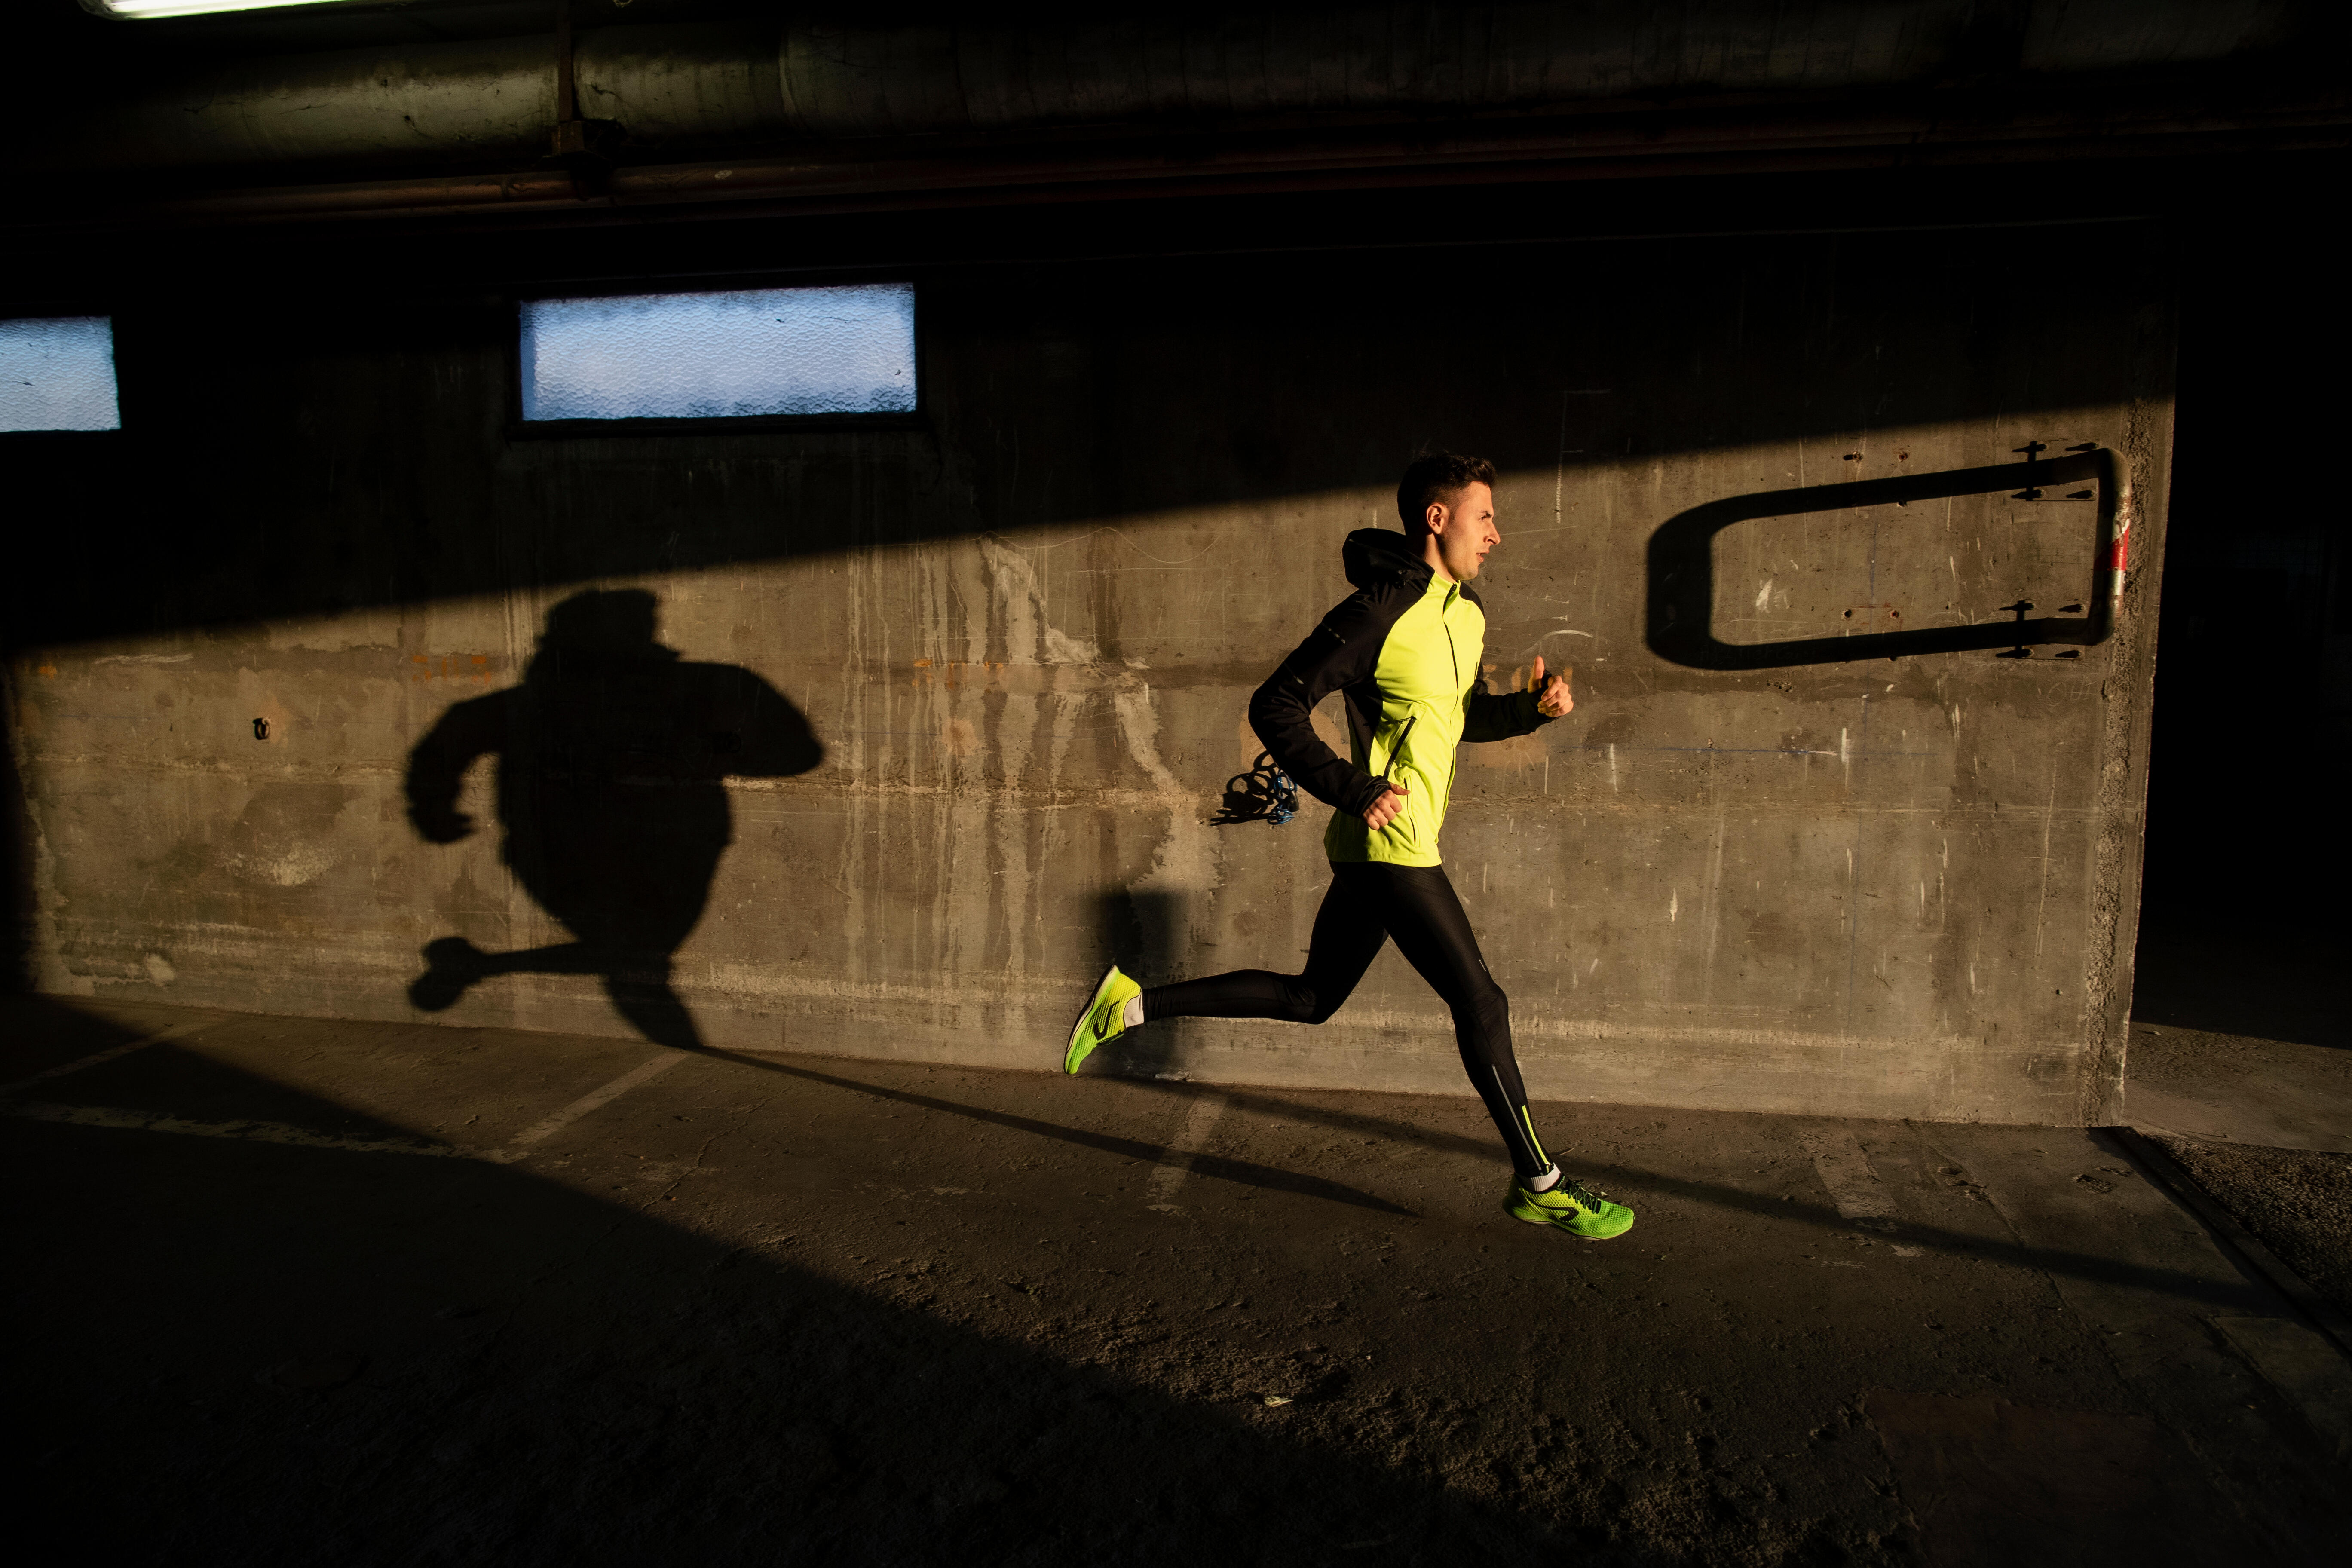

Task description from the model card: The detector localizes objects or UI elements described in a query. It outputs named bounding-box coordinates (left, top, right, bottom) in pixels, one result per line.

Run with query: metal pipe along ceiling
left=34, top=1, right=2310, bottom=178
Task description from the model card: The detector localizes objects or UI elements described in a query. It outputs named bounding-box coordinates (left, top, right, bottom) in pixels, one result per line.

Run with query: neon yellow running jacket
left=1247, top=528, right=1554, bottom=867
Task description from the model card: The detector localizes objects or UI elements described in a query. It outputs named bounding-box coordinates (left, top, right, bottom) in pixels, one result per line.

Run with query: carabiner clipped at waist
left=1211, top=751, right=1299, bottom=827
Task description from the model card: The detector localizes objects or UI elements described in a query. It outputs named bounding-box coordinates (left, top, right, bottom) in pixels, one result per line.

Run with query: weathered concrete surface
left=7, top=996, right=2346, bottom=1565
left=2128, top=1020, right=2352, bottom=1158
left=2125, top=917, right=2352, bottom=1154
left=2118, top=939, right=2352, bottom=1367
left=2156, top=1137, right=2352, bottom=1322
left=5, top=225, right=2174, bottom=1123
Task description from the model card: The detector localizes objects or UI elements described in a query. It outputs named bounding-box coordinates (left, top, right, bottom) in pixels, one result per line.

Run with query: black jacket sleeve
left=1461, top=684, right=1553, bottom=743
left=1246, top=590, right=1399, bottom=818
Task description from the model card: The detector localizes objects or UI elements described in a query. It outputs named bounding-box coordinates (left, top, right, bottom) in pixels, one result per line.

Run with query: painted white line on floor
left=4, top=1100, right=478, bottom=1159
left=0, top=1020, right=220, bottom=1097
left=1146, top=1094, right=1228, bottom=1210
left=507, top=1050, right=691, bottom=1151
left=1796, top=1126, right=1899, bottom=1222
left=3, top=1045, right=694, bottom=1166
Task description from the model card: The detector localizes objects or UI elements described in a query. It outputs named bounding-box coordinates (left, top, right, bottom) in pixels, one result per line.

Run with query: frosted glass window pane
left=1, top=317, right=122, bottom=433
left=520, top=283, right=916, bottom=422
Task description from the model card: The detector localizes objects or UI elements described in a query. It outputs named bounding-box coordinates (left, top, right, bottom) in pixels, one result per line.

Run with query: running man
left=1063, top=452, right=1634, bottom=1240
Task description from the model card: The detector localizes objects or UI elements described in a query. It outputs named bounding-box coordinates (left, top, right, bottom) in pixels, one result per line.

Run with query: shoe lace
left=1550, top=1177, right=1607, bottom=1212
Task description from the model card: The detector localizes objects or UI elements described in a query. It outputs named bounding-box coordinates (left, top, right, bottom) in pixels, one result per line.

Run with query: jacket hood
left=1340, top=527, right=1433, bottom=591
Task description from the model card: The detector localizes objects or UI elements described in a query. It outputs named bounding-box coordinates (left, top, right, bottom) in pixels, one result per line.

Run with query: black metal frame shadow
left=1646, top=447, right=2132, bottom=669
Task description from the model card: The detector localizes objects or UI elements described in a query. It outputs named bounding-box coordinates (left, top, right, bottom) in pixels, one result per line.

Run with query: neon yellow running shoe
left=1505, top=1173, right=1635, bottom=1240
left=1063, top=964, right=1142, bottom=1075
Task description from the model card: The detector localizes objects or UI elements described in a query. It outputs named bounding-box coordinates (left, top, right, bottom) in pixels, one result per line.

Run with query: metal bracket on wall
left=1646, top=445, right=2132, bottom=670
left=547, top=2, right=624, bottom=188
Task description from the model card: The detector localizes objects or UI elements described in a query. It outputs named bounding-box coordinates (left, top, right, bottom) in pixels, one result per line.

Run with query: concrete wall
left=5, top=223, right=2174, bottom=1123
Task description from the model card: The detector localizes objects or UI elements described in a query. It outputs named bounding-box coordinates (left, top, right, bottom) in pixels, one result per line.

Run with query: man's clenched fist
left=1362, top=781, right=1409, bottom=831
left=1531, top=655, right=1574, bottom=719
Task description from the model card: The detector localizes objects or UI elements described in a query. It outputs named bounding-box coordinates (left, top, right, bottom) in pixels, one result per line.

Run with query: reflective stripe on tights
left=1139, top=860, right=1551, bottom=1181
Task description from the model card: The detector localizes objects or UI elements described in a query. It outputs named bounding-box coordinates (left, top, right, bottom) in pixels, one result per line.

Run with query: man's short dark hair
left=1397, top=451, right=1498, bottom=534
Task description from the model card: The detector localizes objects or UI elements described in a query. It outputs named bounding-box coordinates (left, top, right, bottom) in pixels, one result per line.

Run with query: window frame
left=504, top=275, right=926, bottom=440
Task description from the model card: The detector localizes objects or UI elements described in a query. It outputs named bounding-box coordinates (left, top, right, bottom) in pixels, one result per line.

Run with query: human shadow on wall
left=404, top=589, right=821, bottom=1048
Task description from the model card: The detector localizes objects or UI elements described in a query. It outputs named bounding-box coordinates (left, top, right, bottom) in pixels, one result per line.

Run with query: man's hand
left=1531, top=654, right=1574, bottom=719
left=1362, top=781, right=1409, bottom=831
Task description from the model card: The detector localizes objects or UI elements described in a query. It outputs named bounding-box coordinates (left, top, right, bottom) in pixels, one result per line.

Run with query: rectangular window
left=518, top=283, right=916, bottom=425
left=1, top=316, right=122, bottom=433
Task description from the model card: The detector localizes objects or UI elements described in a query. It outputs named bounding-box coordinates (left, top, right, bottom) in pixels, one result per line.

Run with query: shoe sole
left=1063, top=966, right=1124, bottom=1075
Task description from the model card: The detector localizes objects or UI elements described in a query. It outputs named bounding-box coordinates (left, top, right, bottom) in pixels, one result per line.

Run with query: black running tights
left=1140, top=861, right=1553, bottom=1180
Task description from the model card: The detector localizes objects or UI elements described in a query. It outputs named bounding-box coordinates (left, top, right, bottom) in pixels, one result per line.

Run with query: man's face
left=1430, top=481, right=1500, bottom=582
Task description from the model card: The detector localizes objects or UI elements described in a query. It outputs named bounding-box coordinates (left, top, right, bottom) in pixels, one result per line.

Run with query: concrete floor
left=2121, top=919, right=2352, bottom=1329
left=8, top=994, right=2349, bottom=1567
left=2123, top=925, right=2352, bottom=1158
